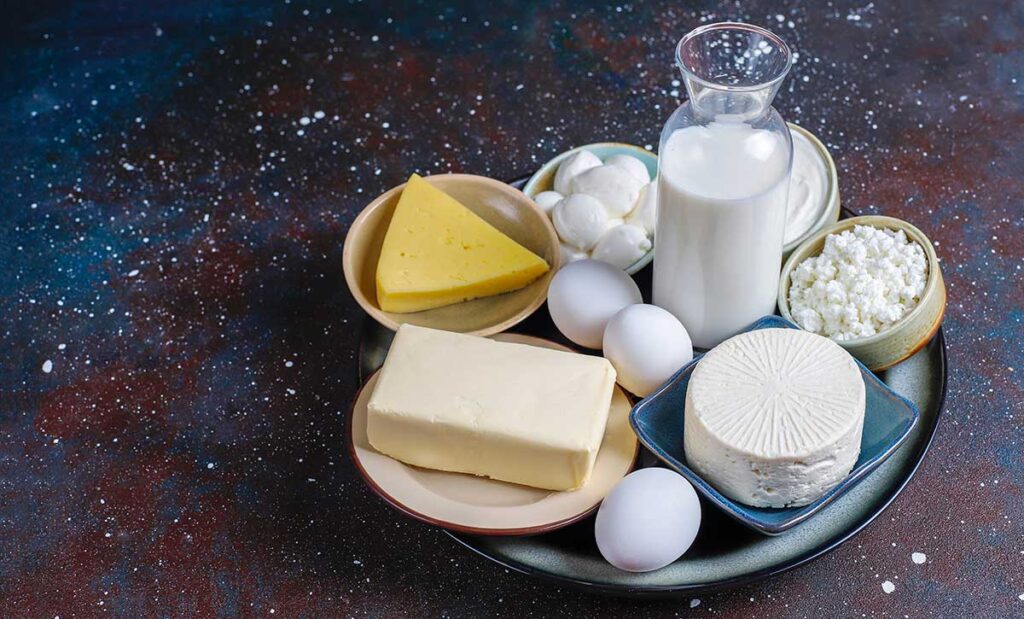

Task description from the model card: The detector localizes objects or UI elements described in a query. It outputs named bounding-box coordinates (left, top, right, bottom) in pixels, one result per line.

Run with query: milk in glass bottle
left=654, top=23, right=794, bottom=348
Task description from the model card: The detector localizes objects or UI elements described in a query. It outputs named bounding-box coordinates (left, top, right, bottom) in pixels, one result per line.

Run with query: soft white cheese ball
left=591, top=224, right=652, bottom=270
left=552, top=194, right=611, bottom=251
left=571, top=164, right=645, bottom=217
left=559, top=243, right=588, bottom=266
left=595, top=468, right=701, bottom=572
left=626, top=181, right=658, bottom=237
left=553, top=149, right=602, bottom=195
left=547, top=260, right=642, bottom=349
left=605, top=153, right=651, bottom=184
left=603, top=304, right=693, bottom=397
left=533, top=190, right=563, bottom=215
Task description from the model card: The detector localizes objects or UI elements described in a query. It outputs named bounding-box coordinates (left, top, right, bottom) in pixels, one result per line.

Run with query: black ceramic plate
left=355, top=176, right=947, bottom=598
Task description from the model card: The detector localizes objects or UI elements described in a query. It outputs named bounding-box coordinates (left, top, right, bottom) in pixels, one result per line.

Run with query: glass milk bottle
left=654, top=22, right=793, bottom=348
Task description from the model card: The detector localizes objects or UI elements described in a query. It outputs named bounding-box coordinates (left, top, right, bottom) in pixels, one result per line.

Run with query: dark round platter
left=355, top=175, right=947, bottom=598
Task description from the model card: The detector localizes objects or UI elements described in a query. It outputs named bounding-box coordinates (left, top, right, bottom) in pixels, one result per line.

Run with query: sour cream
left=785, top=128, right=831, bottom=245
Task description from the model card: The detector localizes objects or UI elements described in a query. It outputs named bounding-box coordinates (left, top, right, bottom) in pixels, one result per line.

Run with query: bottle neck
left=685, top=79, right=778, bottom=124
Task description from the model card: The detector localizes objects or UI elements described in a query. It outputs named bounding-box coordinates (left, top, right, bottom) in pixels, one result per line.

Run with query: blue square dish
left=629, top=315, right=920, bottom=535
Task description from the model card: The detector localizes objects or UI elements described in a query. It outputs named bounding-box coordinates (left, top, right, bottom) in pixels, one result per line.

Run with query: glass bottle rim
left=675, top=22, right=793, bottom=94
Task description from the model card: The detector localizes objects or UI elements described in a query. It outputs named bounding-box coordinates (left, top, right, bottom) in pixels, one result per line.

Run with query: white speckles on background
left=882, top=580, right=896, bottom=594
left=912, top=552, right=927, bottom=564
left=41, top=360, right=53, bottom=373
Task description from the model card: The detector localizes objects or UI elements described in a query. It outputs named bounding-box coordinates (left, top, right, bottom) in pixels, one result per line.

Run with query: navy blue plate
left=629, top=315, right=920, bottom=535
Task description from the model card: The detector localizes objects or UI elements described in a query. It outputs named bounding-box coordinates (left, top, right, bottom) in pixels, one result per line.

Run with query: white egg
left=626, top=181, right=658, bottom=237
left=595, top=468, right=701, bottom=572
left=570, top=164, right=645, bottom=217
left=533, top=190, right=564, bottom=215
left=547, top=260, right=642, bottom=349
left=552, top=194, right=611, bottom=252
left=591, top=223, right=652, bottom=270
left=605, top=153, right=651, bottom=184
left=553, top=149, right=602, bottom=195
left=603, top=304, right=693, bottom=397
left=559, top=243, right=588, bottom=266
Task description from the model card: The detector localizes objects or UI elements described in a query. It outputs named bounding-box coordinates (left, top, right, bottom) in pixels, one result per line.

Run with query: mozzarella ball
left=552, top=194, right=611, bottom=251
left=626, top=181, right=658, bottom=237
left=559, top=243, right=588, bottom=266
left=547, top=260, right=642, bottom=349
left=595, top=468, right=701, bottom=572
left=603, top=304, right=693, bottom=397
left=605, top=153, right=651, bottom=184
left=591, top=224, right=652, bottom=270
left=553, top=149, right=602, bottom=195
left=533, top=190, right=563, bottom=215
left=571, top=164, right=645, bottom=217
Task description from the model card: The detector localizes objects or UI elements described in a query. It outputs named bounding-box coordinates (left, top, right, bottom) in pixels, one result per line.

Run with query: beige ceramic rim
left=778, top=215, right=947, bottom=371
left=342, top=173, right=560, bottom=337
left=347, top=333, right=639, bottom=536
left=783, top=123, right=842, bottom=259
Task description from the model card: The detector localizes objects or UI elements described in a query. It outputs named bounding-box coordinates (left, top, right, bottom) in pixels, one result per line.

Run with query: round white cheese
left=683, top=328, right=865, bottom=508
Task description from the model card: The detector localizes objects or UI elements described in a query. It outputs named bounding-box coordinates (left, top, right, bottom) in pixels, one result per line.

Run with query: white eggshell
left=591, top=224, right=652, bottom=270
left=559, top=243, right=588, bottom=266
left=603, top=304, right=693, bottom=397
left=570, top=164, right=645, bottom=217
left=553, top=149, right=602, bottom=195
left=533, top=190, right=563, bottom=215
left=547, top=260, right=642, bottom=349
left=552, top=194, right=611, bottom=252
left=595, top=468, right=701, bottom=572
left=605, top=153, right=651, bottom=184
left=626, top=181, right=658, bottom=237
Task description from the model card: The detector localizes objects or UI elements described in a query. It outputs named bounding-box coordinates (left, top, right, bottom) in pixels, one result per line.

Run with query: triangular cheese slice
left=375, top=174, right=550, bottom=313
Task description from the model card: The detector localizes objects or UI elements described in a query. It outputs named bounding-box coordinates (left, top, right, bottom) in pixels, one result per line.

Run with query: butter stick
left=367, top=324, right=616, bottom=491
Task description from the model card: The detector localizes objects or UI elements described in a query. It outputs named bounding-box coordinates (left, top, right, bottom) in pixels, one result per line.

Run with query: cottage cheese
left=789, top=225, right=928, bottom=340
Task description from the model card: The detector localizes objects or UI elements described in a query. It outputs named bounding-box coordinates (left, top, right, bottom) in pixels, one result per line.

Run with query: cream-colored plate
left=348, top=333, right=638, bottom=536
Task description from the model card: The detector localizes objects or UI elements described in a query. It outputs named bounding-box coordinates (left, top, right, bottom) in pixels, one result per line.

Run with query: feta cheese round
left=788, top=225, right=928, bottom=340
left=684, top=328, right=865, bottom=508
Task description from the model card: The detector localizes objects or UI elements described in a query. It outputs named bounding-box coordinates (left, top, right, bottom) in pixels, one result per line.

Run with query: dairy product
left=552, top=194, right=612, bottom=251
left=789, top=225, right=927, bottom=340
left=626, top=181, right=657, bottom=236
left=654, top=121, right=791, bottom=348
left=571, top=164, right=645, bottom=217
left=591, top=224, right=652, bottom=270
left=367, top=324, right=616, bottom=491
left=684, top=328, right=865, bottom=508
left=375, top=174, right=549, bottom=313
left=554, top=150, right=602, bottom=195
left=605, top=154, right=652, bottom=185
left=786, top=129, right=830, bottom=245
left=533, top=190, right=564, bottom=215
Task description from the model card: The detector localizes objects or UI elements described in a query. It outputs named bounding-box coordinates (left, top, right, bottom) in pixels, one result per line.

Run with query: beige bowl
left=778, top=215, right=946, bottom=371
left=342, top=174, right=560, bottom=336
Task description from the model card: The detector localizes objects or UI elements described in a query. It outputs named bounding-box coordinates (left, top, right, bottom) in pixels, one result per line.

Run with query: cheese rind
left=375, top=174, right=550, bottom=313
left=367, top=324, right=616, bottom=491
left=684, top=328, right=865, bottom=508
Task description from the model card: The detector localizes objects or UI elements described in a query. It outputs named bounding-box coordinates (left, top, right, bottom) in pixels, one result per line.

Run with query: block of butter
left=367, top=324, right=617, bottom=491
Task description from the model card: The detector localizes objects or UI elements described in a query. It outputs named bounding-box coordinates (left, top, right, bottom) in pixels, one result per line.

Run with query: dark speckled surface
left=1, top=0, right=1021, bottom=616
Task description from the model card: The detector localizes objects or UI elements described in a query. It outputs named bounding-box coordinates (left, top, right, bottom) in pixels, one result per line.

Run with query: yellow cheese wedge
left=375, top=174, right=550, bottom=313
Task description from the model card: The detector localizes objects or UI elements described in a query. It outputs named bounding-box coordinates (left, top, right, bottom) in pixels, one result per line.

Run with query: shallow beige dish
left=342, top=174, right=560, bottom=336
left=348, top=333, right=639, bottom=536
left=778, top=215, right=946, bottom=371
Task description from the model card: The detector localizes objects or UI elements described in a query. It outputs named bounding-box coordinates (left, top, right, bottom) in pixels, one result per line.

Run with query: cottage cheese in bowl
left=787, top=225, right=928, bottom=340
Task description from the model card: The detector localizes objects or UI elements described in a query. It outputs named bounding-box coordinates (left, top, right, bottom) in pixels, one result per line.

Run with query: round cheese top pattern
left=688, top=328, right=865, bottom=459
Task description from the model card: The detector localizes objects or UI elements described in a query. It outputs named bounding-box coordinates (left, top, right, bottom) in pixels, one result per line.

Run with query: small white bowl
left=524, top=142, right=657, bottom=275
